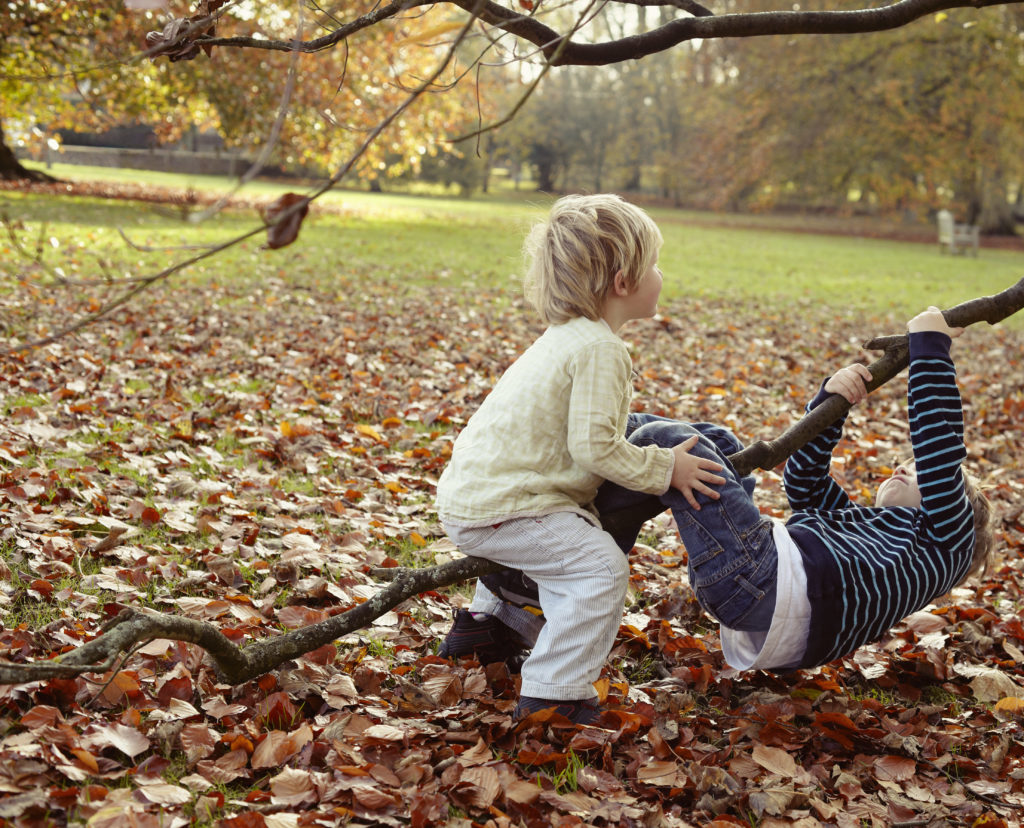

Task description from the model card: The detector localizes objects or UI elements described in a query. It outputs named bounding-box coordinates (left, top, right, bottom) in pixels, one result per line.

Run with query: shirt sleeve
left=907, top=331, right=974, bottom=553
left=783, top=380, right=856, bottom=511
left=565, top=339, right=675, bottom=494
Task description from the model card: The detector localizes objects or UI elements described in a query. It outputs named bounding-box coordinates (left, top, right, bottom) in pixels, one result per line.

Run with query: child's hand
left=907, top=306, right=964, bottom=338
left=824, top=363, right=873, bottom=404
left=671, top=436, right=726, bottom=510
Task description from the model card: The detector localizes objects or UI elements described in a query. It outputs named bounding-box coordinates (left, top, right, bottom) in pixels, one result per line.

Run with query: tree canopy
left=5, top=0, right=1024, bottom=225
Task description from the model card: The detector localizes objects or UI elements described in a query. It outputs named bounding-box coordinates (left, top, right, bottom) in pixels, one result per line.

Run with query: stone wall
left=33, top=144, right=283, bottom=178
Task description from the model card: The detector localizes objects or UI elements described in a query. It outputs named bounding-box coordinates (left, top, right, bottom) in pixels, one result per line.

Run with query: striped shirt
left=436, top=316, right=675, bottom=527
left=783, top=330, right=975, bottom=668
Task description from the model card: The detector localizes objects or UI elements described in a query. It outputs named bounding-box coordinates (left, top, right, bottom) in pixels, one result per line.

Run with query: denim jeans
left=480, top=414, right=778, bottom=634
left=595, top=415, right=778, bottom=632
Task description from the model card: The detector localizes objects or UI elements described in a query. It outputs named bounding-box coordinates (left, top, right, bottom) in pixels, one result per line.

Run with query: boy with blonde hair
left=434, top=194, right=725, bottom=724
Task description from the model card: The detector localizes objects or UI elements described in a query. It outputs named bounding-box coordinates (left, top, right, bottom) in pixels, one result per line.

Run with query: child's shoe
left=514, top=695, right=602, bottom=725
left=437, top=609, right=530, bottom=671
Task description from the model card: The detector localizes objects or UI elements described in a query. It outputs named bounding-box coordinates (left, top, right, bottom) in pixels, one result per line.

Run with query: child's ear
left=612, top=270, right=631, bottom=296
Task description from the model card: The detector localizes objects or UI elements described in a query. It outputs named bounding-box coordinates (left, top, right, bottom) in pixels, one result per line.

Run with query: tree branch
left=0, top=556, right=503, bottom=685
left=184, top=0, right=1021, bottom=65
left=728, top=276, right=1024, bottom=476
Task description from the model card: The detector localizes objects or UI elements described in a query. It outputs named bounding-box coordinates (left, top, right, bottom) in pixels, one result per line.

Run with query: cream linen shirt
left=436, top=316, right=675, bottom=527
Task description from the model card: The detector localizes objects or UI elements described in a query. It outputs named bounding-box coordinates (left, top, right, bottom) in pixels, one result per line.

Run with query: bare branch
left=729, top=276, right=1024, bottom=476
left=194, top=0, right=436, bottom=55
left=0, top=557, right=503, bottom=685
left=188, top=0, right=1020, bottom=65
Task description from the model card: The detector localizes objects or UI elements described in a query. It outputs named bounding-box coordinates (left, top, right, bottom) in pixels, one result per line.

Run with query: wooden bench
left=937, top=209, right=980, bottom=256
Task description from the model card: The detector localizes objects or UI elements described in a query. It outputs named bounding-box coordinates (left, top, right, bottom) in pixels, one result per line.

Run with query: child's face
left=875, top=462, right=922, bottom=508
left=625, top=260, right=663, bottom=320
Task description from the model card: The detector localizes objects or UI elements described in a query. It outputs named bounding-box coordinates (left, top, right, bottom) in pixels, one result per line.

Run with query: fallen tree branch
left=1, top=278, right=1021, bottom=686
left=0, top=556, right=503, bottom=685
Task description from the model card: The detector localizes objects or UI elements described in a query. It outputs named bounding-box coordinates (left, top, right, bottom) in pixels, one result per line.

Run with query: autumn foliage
left=1, top=258, right=1024, bottom=824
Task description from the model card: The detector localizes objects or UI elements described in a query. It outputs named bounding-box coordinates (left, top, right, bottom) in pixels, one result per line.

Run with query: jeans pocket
left=678, top=504, right=752, bottom=586
left=678, top=513, right=724, bottom=573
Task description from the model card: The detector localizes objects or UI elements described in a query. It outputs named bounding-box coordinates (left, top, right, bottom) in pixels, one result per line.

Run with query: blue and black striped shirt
left=783, top=330, right=975, bottom=668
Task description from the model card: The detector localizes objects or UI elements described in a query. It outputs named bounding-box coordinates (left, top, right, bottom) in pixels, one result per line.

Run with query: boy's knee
left=595, top=547, right=630, bottom=595
left=692, top=422, right=744, bottom=455
left=629, top=420, right=701, bottom=450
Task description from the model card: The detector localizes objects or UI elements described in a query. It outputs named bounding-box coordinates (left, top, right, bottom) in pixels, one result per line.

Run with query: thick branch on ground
left=2, top=279, right=1021, bottom=687
left=183, top=0, right=1021, bottom=65
left=0, top=556, right=503, bottom=686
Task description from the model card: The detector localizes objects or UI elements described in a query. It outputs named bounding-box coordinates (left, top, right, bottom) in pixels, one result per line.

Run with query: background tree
left=0, top=2, right=174, bottom=180
left=2, top=1, right=501, bottom=185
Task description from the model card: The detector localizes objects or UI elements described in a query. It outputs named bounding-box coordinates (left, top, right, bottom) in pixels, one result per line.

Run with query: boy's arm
left=566, top=340, right=677, bottom=494
left=906, top=310, right=974, bottom=553
left=783, top=363, right=871, bottom=511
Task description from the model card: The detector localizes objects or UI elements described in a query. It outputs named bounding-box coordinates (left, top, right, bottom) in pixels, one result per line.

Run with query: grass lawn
left=5, top=160, right=1024, bottom=327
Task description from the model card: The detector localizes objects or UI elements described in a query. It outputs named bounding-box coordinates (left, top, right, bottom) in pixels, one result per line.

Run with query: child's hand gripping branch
left=671, top=436, right=726, bottom=509
left=821, top=306, right=963, bottom=406
left=906, top=305, right=964, bottom=338
left=823, top=363, right=873, bottom=404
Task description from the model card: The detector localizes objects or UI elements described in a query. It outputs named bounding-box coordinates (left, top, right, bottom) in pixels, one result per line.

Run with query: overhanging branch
left=180, top=0, right=1022, bottom=65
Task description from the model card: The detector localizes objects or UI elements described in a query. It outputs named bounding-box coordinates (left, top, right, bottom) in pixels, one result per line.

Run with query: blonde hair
left=960, top=472, right=995, bottom=582
left=523, top=194, right=663, bottom=325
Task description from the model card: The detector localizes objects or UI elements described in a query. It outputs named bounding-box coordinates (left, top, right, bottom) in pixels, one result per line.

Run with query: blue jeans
left=480, top=414, right=778, bottom=634
left=595, top=415, right=778, bottom=632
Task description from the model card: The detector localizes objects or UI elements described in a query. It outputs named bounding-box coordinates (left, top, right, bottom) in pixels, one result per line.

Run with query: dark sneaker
left=514, top=695, right=602, bottom=725
left=437, top=609, right=530, bottom=671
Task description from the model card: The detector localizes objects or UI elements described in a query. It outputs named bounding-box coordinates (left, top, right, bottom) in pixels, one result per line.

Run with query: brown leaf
left=253, top=691, right=298, bottom=729
left=751, top=744, right=799, bottom=778
left=179, top=723, right=218, bottom=764
left=134, top=783, right=192, bottom=805
left=874, top=755, right=917, bottom=781
left=91, top=526, right=128, bottom=554
left=82, top=723, right=151, bottom=759
left=636, top=760, right=684, bottom=787
left=268, top=767, right=317, bottom=806
left=251, top=724, right=313, bottom=770
left=144, top=0, right=224, bottom=62
left=20, top=704, right=63, bottom=730
left=261, top=193, right=310, bottom=250
left=460, top=766, right=500, bottom=808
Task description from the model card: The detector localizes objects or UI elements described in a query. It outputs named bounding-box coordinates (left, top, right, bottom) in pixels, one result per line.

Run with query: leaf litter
left=1, top=271, right=1023, bottom=827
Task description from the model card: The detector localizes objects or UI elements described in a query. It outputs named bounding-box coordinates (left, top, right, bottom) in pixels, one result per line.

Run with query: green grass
left=5, top=160, right=1024, bottom=324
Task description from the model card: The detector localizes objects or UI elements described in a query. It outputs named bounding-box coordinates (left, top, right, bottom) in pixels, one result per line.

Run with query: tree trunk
left=1, top=278, right=1022, bottom=686
left=0, top=121, right=57, bottom=182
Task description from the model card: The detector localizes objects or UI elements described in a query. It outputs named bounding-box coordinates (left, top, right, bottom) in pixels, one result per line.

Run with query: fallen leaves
left=1, top=276, right=1024, bottom=825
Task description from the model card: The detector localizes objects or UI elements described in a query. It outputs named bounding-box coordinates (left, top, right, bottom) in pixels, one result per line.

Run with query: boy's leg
left=437, top=581, right=533, bottom=670
left=595, top=420, right=756, bottom=548
left=477, top=419, right=759, bottom=630
left=446, top=513, right=629, bottom=703
left=624, top=420, right=777, bottom=631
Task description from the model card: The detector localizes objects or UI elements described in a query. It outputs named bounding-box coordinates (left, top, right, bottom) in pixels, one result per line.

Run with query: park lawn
left=7, top=160, right=1024, bottom=326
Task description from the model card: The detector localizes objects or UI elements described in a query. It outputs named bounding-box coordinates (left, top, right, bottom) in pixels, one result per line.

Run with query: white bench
left=937, top=209, right=980, bottom=256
